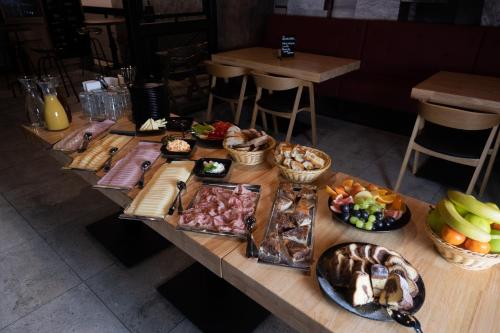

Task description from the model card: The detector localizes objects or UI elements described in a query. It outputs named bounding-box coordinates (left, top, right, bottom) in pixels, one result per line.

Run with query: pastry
left=379, top=273, right=414, bottom=311
left=304, top=150, right=325, bottom=169
left=350, top=271, right=374, bottom=306
left=370, top=264, right=389, bottom=297
left=384, top=255, right=419, bottom=282
left=276, top=196, right=294, bottom=211
left=282, top=225, right=309, bottom=244
left=284, top=239, right=311, bottom=263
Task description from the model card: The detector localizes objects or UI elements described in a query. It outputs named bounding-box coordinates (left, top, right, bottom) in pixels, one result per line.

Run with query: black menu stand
left=86, top=213, right=170, bottom=267
left=157, top=262, right=269, bottom=333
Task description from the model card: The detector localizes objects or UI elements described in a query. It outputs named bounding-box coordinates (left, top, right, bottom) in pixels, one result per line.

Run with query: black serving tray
left=316, top=242, right=425, bottom=322
left=194, top=158, right=232, bottom=179
left=165, top=117, right=193, bottom=132
left=161, top=138, right=196, bottom=159
left=328, top=197, right=412, bottom=232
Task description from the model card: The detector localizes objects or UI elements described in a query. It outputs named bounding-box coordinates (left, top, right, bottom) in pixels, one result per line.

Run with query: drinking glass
left=104, top=92, right=122, bottom=121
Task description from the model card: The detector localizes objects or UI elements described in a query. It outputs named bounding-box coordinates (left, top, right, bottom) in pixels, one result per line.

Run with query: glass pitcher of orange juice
left=37, top=76, right=69, bottom=131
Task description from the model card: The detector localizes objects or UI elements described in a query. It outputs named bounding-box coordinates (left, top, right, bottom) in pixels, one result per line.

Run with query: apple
left=490, top=230, right=500, bottom=253
left=464, top=214, right=491, bottom=233
left=427, top=208, right=446, bottom=234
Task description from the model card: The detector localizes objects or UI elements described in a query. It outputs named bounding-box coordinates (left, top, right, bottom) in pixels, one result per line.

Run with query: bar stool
left=205, top=61, right=254, bottom=125
left=77, top=27, right=112, bottom=76
left=394, top=101, right=500, bottom=195
left=32, top=47, right=79, bottom=101
left=250, top=72, right=317, bottom=146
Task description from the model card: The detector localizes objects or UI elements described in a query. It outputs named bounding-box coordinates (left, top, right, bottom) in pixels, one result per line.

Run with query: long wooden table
left=212, top=47, right=360, bottom=83
left=23, top=115, right=499, bottom=333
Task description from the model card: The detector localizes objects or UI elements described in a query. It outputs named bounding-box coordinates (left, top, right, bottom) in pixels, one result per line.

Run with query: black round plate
left=328, top=197, right=412, bottom=232
left=316, top=242, right=425, bottom=322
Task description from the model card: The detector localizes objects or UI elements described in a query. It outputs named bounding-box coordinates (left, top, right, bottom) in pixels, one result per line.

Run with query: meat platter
left=258, top=183, right=317, bottom=271
left=178, top=182, right=261, bottom=238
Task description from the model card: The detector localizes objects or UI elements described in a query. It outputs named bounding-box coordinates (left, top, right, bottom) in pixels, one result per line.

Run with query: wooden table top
left=211, top=47, right=360, bottom=83
left=222, top=173, right=500, bottom=333
left=411, top=71, right=500, bottom=114
left=84, top=18, right=126, bottom=26
left=23, top=115, right=499, bottom=332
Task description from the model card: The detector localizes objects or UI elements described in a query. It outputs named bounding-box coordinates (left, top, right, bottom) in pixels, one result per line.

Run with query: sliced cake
left=370, top=264, right=389, bottom=297
left=350, top=271, right=374, bottom=307
left=379, top=273, right=414, bottom=311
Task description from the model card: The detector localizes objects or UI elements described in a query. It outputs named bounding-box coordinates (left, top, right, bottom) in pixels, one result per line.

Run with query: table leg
left=105, top=25, right=120, bottom=69
left=157, top=262, right=269, bottom=333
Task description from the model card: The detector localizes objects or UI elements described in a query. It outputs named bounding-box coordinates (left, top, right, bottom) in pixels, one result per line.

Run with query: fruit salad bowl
left=424, top=223, right=500, bottom=270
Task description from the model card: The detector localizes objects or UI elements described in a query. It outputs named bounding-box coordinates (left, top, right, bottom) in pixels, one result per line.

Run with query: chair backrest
left=204, top=61, right=248, bottom=79
left=251, top=72, right=304, bottom=91
left=418, top=101, right=500, bottom=131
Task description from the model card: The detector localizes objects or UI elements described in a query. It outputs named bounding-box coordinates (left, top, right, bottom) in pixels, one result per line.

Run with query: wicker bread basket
left=424, top=222, right=500, bottom=270
left=275, top=147, right=332, bottom=184
left=223, top=137, right=276, bottom=166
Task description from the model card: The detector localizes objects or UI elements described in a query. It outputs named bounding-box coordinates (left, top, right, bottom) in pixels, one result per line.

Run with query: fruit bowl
left=424, top=222, right=500, bottom=271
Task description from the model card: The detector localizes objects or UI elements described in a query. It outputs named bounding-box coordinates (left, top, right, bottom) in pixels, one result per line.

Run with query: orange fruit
left=325, top=185, right=337, bottom=198
left=376, top=189, right=389, bottom=196
left=492, top=223, right=500, bottom=231
left=377, top=194, right=397, bottom=204
left=464, top=239, right=490, bottom=254
left=367, top=183, right=379, bottom=191
left=342, top=178, right=354, bottom=189
left=334, top=186, right=348, bottom=198
left=390, top=195, right=404, bottom=210
left=441, top=225, right=466, bottom=245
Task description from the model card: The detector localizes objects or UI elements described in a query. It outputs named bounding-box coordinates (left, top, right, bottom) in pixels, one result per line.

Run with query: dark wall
left=216, top=0, right=274, bottom=51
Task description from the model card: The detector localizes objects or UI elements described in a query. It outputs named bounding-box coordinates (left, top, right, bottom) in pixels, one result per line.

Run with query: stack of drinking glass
left=79, top=78, right=131, bottom=122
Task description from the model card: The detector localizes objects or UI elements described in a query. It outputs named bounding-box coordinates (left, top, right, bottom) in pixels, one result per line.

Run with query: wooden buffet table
left=22, top=115, right=499, bottom=333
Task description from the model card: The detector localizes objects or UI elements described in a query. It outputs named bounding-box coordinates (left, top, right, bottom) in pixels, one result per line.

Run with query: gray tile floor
left=0, top=80, right=499, bottom=333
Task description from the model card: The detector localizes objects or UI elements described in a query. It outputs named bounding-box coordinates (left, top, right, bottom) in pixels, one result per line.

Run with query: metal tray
left=257, top=183, right=317, bottom=272
left=177, top=181, right=261, bottom=239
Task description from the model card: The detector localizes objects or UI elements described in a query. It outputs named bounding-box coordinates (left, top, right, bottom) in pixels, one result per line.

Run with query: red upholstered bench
left=262, top=15, right=499, bottom=114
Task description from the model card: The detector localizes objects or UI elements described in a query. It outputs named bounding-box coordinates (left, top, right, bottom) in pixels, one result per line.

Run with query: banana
left=437, top=199, right=491, bottom=242
left=447, top=190, right=500, bottom=223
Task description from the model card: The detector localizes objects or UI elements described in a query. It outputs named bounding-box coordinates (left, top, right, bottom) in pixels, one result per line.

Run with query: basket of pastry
left=274, top=143, right=331, bottom=183
left=223, top=126, right=276, bottom=165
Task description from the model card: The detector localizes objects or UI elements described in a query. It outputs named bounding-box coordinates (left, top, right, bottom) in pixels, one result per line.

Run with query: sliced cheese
left=124, top=161, right=194, bottom=219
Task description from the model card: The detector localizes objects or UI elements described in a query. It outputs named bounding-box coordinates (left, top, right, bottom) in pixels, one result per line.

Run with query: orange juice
left=44, top=94, right=69, bottom=131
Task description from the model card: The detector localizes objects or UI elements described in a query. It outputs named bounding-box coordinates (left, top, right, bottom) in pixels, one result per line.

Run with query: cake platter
left=316, top=242, right=425, bottom=328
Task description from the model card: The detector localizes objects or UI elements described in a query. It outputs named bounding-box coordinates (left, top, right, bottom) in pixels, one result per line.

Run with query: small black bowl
left=161, top=138, right=196, bottom=159
left=194, top=158, right=232, bottom=179
left=166, top=117, right=193, bottom=132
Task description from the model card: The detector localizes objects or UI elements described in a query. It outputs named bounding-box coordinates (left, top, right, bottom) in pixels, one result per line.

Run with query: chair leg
left=479, top=130, right=500, bottom=196
left=234, top=76, right=247, bottom=125
left=412, top=151, right=420, bottom=175
left=261, top=110, right=268, bottom=131
left=250, top=88, right=262, bottom=128
left=285, top=112, right=298, bottom=143
left=206, top=93, right=214, bottom=121
left=466, top=127, right=498, bottom=195
left=272, top=115, right=279, bottom=134
left=395, top=115, right=422, bottom=191
left=57, top=57, right=79, bottom=101
left=307, top=82, right=317, bottom=146
left=229, top=102, right=236, bottom=116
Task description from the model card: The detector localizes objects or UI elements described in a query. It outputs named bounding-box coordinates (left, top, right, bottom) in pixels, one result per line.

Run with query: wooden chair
left=250, top=72, right=317, bottom=146
left=205, top=61, right=253, bottom=125
left=394, top=101, right=500, bottom=195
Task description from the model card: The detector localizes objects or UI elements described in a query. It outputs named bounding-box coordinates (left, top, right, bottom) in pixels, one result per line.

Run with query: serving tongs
left=386, top=308, right=423, bottom=333
left=245, top=216, right=258, bottom=258
left=78, top=132, right=93, bottom=153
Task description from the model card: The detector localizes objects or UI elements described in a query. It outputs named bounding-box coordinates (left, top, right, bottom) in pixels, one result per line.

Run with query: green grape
left=368, top=215, right=376, bottom=223
left=360, top=202, right=369, bottom=210
left=364, top=221, right=374, bottom=230
left=355, top=220, right=365, bottom=228
left=353, top=204, right=360, bottom=211
left=369, top=205, right=380, bottom=214
left=349, top=216, right=358, bottom=224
